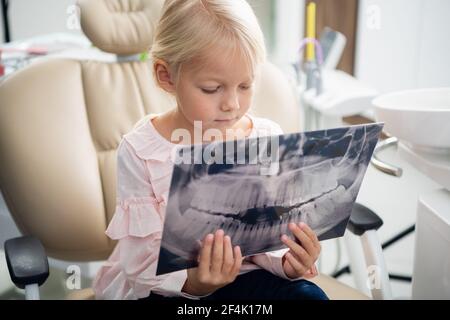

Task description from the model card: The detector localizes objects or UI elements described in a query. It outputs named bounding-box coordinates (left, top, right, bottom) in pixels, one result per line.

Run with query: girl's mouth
left=215, top=118, right=237, bottom=122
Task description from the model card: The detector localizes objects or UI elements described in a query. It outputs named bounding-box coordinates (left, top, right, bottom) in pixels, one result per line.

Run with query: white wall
left=249, top=0, right=304, bottom=67
left=0, top=0, right=81, bottom=43
left=355, top=0, right=450, bottom=93
left=271, top=0, right=304, bottom=66
left=247, top=0, right=275, bottom=56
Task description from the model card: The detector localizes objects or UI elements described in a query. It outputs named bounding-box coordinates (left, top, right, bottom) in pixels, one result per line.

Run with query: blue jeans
left=146, top=269, right=329, bottom=300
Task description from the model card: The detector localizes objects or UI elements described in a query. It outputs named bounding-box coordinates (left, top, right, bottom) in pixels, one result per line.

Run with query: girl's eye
left=240, top=85, right=251, bottom=90
left=201, top=87, right=219, bottom=94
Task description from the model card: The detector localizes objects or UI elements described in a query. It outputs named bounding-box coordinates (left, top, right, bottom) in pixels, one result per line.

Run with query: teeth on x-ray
left=189, top=159, right=340, bottom=213
left=156, top=123, right=383, bottom=276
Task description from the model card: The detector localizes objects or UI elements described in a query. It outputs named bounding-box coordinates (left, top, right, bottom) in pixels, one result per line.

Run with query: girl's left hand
left=281, top=222, right=321, bottom=279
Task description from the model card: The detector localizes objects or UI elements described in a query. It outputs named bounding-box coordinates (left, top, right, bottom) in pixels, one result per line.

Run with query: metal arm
left=371, top=137, right=403, bottom=177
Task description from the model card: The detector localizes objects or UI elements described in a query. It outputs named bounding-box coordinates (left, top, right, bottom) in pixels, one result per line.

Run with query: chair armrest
left=4, top=236, right=49, bottom=289
left=347, top=202, right=383, bottom=236
left=344, top=203, right=393, bottom=299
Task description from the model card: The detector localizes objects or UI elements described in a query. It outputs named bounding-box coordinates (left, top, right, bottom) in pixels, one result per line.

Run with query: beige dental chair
left=0, top=0, right=371, bottom=300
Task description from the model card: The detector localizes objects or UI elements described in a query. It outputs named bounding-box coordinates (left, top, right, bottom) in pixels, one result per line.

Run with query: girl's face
left=174, top=46, right=256, bottom=132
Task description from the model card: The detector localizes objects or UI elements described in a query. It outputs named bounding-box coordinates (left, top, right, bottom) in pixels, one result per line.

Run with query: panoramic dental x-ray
left=156, top=123, right=383, bottom=275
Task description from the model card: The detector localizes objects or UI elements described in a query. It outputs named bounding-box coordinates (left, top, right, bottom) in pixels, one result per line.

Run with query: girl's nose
left=220, top=91, right=240, bottom=112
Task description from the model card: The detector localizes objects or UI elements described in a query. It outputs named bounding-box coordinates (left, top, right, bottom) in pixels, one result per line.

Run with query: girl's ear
left=153, top=59, right=176, bottom=94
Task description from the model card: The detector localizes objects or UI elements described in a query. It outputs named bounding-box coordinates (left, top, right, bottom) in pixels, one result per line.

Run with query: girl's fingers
left=281, top=234, right=300, bottom=253
left=222, top=235, right=234, bottom=274
left=309, top=264, right=319, bottom=276
left=288, top=223, right=316, bottom=257
left=302, top=264, right=318, bottom=279
left=210, top=229, right=224, bottom=274
left=285, top=252, right=307, bottom=277
left=198, top=233, right=214, bottom=275
left=298, top=223, right=320, bottom=248
left=281, top=235, right=314, bottom=268
left=231, top=245, right=243, bottom=276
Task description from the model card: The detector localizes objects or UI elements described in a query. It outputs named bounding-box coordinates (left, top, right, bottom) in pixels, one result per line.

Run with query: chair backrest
left=0, top=0, right=299, bottom=262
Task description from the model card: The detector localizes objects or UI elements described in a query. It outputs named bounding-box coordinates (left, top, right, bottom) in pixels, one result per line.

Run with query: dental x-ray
left=156, top=123, right=384, bottom=275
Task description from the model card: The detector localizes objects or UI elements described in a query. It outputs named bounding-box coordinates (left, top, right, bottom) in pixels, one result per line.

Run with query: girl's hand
left=182, top=229, right=243, bottom=296
left=281, top=222, right=321, bottom=279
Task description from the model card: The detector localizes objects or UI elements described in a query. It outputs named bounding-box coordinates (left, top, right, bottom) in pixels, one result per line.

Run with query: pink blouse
left=92, top=113, right=315, bottom=300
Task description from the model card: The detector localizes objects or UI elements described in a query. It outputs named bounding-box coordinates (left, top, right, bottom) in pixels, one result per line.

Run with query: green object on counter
left=139, top=52, right=149, bottom=62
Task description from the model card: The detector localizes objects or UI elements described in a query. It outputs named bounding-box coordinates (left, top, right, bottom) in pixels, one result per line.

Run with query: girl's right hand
left=182, top=229, right=243, bottom=296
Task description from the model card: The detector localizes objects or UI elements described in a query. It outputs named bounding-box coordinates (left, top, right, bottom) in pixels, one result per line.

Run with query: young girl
left=93, top=0, right=328, bottom=300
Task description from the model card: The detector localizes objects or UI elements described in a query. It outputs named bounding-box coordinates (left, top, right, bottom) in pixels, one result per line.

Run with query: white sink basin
left=373, top=88, right=450, bottom=150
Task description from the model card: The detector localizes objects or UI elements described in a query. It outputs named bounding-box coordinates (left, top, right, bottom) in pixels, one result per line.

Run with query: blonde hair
left=151, top=0, right=266, bottom=80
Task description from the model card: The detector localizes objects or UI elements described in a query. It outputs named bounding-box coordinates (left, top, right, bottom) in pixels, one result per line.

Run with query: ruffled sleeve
left=92, top=139, right=200, bottom=300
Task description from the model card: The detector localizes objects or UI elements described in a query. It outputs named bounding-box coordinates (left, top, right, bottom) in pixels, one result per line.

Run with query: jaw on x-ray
left=156, top=123, right=383, bottom=275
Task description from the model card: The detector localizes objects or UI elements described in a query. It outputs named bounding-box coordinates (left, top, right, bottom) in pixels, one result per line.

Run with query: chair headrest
left=77, top=0, right=164, bottom=55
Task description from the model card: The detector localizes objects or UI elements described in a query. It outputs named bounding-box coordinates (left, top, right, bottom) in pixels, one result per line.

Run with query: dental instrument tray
left=156, top=122, right=384, bottom=275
